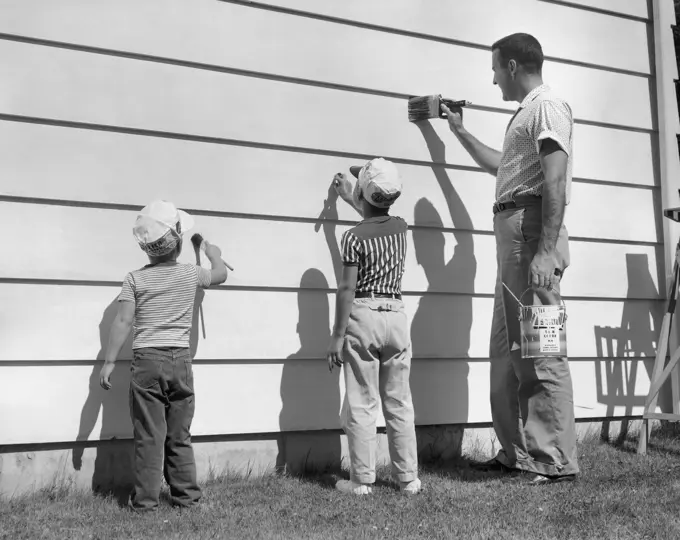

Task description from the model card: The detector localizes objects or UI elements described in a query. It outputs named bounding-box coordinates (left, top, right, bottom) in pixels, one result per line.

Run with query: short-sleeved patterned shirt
left=340, top=215, right=407, bottom=295
left=119, top=262, right=212, bottom=349
left=495, top=84, right=574, bottom=205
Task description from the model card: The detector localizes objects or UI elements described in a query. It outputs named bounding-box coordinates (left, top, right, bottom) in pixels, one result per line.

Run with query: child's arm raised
left=100, top=299, right=135, bottom=390
left=203, top=242, right=228, bottom=285
left=333, top=173, right=363, bottom=218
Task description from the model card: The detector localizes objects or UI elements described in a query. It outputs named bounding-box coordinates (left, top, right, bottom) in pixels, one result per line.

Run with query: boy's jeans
left=129, top=347, right=201, bottom=511
left=340, top=297, right=418, bottom=485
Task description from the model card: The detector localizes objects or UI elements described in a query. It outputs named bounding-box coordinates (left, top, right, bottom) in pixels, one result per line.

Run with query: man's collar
left=518, top=84, right=549, bottom=109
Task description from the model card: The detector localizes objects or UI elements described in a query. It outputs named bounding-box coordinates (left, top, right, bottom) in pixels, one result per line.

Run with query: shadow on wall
left=409, top=121, right=476, bottom=462
left=73, top=287, right=205, bottom=504
left=276, top=184, right=343, bottom=474
left=594, top=252, right=665, bottom=443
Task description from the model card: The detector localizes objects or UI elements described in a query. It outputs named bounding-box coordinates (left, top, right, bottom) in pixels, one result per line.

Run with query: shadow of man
left=410, top=120, right=477, bottom=462
left=276, top=184, right=342, bottom=475
left=595, top=252, right=666, bottom=443
left=74, top=287, right=205, bottom=505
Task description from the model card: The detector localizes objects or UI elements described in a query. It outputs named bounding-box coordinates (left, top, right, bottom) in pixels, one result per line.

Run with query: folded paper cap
left=349, top=157, right=402, bottom=209
left=133, top=200, right=194, bottom=257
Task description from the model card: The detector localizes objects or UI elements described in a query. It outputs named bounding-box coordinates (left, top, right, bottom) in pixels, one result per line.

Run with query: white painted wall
left=0, top=0, right=675, bottom=453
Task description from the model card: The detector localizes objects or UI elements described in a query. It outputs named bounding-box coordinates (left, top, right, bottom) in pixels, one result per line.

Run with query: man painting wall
left=437, top=33, right=578, bottom=484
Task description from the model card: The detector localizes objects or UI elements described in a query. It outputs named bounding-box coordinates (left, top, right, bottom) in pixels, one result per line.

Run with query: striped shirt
left=495, top=84, right=574, bottom=205
left=118, top=262, right=212, bottom=349
left=340, top=215, right=407, bottom=295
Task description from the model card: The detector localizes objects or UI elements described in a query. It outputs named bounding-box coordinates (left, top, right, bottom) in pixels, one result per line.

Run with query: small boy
left=327, top=158, right=421, bottom=495
left=99, top=200, right=228, bottom=511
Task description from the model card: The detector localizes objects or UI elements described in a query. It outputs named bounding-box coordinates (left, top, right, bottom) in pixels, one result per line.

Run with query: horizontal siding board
left=0, top=123, right=658, bottom=219
left=0, top=358, right=654, bottom=444
left=547, top=0, right=650, bottom=19
left=0, top=284, right=664, bottom=361
left=228, top=0, right=652, bottom=71
left=0, top=40, right=653, bottom=149
left=0, top=0, right=651, bottom=83
left=0, top=203, right=664, bottom=298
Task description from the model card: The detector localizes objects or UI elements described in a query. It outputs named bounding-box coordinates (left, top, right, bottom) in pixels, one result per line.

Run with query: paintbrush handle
left=193, top=236, right=235, bottom=271
left=441, top=98, right=472, bottom=108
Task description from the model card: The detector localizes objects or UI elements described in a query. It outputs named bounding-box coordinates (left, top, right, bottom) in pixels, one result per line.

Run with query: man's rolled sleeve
left=530, top=100, right=573, bottom=156
left=340, top=231, right=361, bottom=267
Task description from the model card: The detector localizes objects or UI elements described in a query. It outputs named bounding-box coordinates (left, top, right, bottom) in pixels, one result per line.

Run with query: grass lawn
left=3, top=425, right=680, bottom=540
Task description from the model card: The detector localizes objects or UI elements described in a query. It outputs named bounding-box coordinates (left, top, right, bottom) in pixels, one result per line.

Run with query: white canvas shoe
left=335, top=480, right=373, bottom=495
left=399, top=478, right=422, bottom=494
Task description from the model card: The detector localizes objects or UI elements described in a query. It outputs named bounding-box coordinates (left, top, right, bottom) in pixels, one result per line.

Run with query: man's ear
left=509, top=59, right=517, bottom=79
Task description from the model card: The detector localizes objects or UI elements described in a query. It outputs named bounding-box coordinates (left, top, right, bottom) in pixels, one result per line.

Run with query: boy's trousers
left=129, top=346, right=201, bottom=511
left=340, top=297, right=418, bottom=484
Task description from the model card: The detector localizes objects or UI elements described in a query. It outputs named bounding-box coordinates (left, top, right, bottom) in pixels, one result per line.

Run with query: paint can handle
left=501, top=282, right=526, bottom=308
left=502, top=283, right=565, bottom=308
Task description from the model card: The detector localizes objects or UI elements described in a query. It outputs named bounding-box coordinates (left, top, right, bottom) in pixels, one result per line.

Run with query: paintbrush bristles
left=407, top=95, right=442, bottom=122
left=407, top=94, right=471, bottom=122
left=190, top=233, right=204, bottom=249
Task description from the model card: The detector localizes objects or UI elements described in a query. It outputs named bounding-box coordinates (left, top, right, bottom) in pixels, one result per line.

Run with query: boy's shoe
left=335, top=480, right=373, bottom=495
left=399, top=478, right=422, bottom=494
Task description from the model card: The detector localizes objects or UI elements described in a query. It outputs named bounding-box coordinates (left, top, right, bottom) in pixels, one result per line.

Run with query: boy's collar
left=360, top=215, right=392, bottom=224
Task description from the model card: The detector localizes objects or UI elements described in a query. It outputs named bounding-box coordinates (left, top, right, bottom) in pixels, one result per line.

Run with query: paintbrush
left=192, top=233, right=207, bottom=339
left=407, top=94, right=471, bottom=122
left=190, top=233, right=235, bottom=271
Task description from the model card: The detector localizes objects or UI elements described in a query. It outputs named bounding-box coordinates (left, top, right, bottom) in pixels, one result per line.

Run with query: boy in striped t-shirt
left=327, top=158, right=421, bottom=495
left=99, top=200, right=228, bottom=511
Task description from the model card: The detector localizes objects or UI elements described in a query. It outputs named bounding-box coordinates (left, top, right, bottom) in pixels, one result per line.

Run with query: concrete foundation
left=0, top=420, right=639, bottom=498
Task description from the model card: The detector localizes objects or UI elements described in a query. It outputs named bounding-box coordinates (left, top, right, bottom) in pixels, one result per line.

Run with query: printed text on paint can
left=539, top=327, right=560, bottom=353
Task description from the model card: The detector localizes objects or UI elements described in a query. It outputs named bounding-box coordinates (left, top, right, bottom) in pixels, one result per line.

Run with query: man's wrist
left=536, top=244, right=557, bottom=257
left=450, top=124, right=466, bottom=139
left=331, top=328, right=345, bottom=340
left=103, top=358, right=117, bottom=365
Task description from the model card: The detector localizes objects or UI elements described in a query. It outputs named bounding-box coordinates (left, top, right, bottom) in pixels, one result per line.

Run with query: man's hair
left=491, top=33, right=544, bottom=74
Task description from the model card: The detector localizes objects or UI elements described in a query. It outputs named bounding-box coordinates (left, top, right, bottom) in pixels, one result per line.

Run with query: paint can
left=503, top=283, right=568, bottom=359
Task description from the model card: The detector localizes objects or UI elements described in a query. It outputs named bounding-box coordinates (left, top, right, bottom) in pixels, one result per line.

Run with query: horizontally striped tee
left=340, top=215, right=407, bottom=295
left=118, top=262, right=212, bottom=349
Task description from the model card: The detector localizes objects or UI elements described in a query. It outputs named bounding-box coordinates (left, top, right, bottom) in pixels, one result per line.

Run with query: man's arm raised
left=440, top=103, right=502, bottom=176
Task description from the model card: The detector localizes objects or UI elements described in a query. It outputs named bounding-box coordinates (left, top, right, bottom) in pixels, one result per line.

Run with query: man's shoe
left=524, top=473, right=577, bottom=485
left=335, top=479, right=372, bottom=495
left=399, top=478, right=422, bottom=494
left=469, top=458, right=514, bottom=473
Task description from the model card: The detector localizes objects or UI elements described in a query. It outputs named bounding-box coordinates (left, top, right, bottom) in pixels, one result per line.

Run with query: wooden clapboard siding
left=0, top=121, right=658, bottom=206
left=0, top=284, right=664, bottom=362
left=0, top=358, right=655, bottom=445
left=0, top=202, right=664, bottom=297
left=0, top=0, right=667, bottom=446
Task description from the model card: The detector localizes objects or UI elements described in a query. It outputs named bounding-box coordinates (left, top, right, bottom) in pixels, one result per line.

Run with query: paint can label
left=539, top=326, right=560, bottom=353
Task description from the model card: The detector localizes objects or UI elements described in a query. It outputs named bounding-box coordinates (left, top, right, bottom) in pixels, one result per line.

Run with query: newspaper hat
left=133, top=200, right=195, bottom=256
left=349, top=157, right=402, bottom=209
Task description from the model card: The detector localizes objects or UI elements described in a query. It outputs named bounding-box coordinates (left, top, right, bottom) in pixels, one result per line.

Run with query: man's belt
left=493, top=196, right=542, bottom=215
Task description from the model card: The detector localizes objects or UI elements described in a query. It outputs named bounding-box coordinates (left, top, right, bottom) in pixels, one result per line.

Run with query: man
left=439, top=32, right=578, bottom=484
